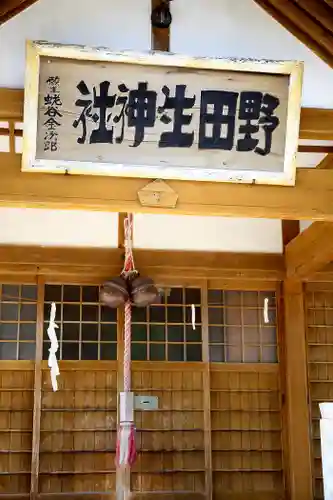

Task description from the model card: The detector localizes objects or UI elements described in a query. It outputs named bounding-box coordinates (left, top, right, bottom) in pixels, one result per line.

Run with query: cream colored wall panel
left=133, top=214, right=283, bottom=252
left=0, top=208, right=118, bottom=247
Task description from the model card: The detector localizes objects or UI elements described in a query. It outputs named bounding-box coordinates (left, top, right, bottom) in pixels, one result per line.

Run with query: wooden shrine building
left=1, top=1, right=333, bottom=500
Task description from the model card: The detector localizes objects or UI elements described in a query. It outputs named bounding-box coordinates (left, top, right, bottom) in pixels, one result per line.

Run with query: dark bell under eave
left=151, top=1, right=172, bottom=29
left=100, top=275, right=159, bottom=308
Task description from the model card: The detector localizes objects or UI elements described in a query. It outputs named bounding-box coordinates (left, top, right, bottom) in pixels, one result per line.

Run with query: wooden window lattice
left=131, top=286, right=202, bottom=362
left=0, top=284, right=37, bottom=360
left=0, top=284, right=278, bottom=364
left=208, top=290, right=278, bottom=363
left=43, top=284, right=117, bottom=361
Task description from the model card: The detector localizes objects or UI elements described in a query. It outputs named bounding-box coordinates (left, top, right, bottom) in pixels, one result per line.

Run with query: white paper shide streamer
left=47, top=302, right=60, bottom=392
left=191, top=304, right=196, bottom=330
left=263, top=297, right=269, bottom=324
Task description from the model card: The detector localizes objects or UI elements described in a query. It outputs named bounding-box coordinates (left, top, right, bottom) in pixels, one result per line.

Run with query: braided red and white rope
left=122, top=213, right=135, bottom=393
left=116, top=214, right=137, bottom=472
left=123, top=301, right=131, bottom=393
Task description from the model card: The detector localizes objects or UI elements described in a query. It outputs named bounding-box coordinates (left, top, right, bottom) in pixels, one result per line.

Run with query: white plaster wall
left=0, top=0, right=323, bottom=251
left=1, top=0, right=332, bottom=108
left=0, top=207, right=282, bottom=252
left=171, top=0, right=333, bottom=108
left=133, top=214, right=282, bottom=252
left=0, top=208, right=118, bottom=247
left=0, top=0, right=151, bottom=89
left=0, top=0, right=150, bottom=249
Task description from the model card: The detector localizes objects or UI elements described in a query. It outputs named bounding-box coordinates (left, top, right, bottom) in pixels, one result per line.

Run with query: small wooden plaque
left=138, top=179, right=178, bottom=208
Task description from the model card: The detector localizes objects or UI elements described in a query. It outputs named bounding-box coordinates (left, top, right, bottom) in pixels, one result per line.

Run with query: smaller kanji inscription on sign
left=43, top=76, right=62, bottom=152
left=23, top=42, right=303, bottom=184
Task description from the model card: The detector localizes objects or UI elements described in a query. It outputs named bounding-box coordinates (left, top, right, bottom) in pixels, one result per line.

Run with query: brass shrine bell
left=100, top=275, right=159, bottom=308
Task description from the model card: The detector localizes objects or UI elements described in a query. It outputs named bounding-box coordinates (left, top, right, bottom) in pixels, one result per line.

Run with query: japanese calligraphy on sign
left=22, top=41, right=303, bottom=185
left=43, top=76, right=62, bottom=152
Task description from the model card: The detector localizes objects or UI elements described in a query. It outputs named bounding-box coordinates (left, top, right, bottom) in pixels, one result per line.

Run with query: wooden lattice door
left=305, top=282, right=333, bottom=500
left=0, top=280, right=286, bottom=500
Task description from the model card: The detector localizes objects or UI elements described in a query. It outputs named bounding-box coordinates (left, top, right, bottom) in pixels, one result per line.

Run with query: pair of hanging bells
left=100, top=275, right=159, bottom=308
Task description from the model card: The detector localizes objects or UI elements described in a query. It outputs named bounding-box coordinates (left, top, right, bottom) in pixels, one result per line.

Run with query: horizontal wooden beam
left=0, top=87, right=332, bottom=140
left=135, top=248, right=284, bottom=280
left=0, top=493, right=205, bottom=500
left=0, top=0, right=38, bottom=25
left=254, top=0, right=333, bottom=68
left=3, top=153, right=333, bottom=220
left=299, top=107, right=333, bottom=140
left=286, top=221, right=333, bottom=279
left=298, top=144, right=333, bottom=153
left=294, top=0, right=333, bottom=36
left=0, top=244, right=284, bottom=282
left=0, top=88, right=24, bottom=120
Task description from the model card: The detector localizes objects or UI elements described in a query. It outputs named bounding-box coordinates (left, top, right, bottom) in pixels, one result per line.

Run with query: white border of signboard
left=22, top=40, right=303, bottom=186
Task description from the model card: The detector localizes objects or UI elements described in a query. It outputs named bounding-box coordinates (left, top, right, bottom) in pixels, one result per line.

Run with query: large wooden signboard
left=22, top=41, right=303, bottom=185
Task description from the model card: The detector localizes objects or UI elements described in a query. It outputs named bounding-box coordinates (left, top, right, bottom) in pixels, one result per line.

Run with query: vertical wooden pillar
left=8, top=119, right=15, bottom=155
left=201, top=282, right=212, bottom=500
left=151, top=0, right=170, bottom=51
left=283, top=279, right=313, bottom=500
left=30, top=277, right=45, bottom=500
left=118, top=213, right=126, bottom=249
